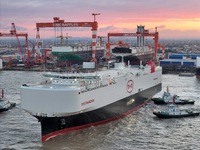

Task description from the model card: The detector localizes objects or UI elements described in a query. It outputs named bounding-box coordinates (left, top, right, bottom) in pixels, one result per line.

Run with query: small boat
left=153, top=105, right=200, bottom=118
left=0, top=89, right=16, bottom=112
left=151, top=86, right=195, bottom=105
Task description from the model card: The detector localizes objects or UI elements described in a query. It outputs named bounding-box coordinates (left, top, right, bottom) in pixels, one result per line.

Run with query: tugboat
left=153, top=105, right=199, bottom=118
left=151, top=86, right=195, bottom=105
left=0, top=89, right=16, bottom=112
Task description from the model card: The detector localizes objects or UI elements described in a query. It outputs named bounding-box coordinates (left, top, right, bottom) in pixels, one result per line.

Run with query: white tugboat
left=153, top=104, right=199, bottom=118
left=0, top=89, right=16, bottom=112
left=151, top=86, right=195, bottom=105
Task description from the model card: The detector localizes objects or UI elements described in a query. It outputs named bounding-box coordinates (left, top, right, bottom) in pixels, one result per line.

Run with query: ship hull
left=36, top=83, right=161, bottom=142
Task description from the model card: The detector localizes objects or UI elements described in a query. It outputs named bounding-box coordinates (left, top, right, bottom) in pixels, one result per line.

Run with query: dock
left=179, top=72, right=195, bottom=77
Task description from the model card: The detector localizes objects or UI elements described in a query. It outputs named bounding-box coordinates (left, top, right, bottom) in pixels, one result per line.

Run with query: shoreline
left=1, top=66, right=197, bottom=75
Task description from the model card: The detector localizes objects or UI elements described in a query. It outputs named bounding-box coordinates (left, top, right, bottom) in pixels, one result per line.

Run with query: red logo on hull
left=127, top=80, right=134, bottom=93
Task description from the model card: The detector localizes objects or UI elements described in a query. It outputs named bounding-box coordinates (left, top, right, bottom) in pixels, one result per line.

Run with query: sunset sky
left=0, top=0, right=200, bottom=39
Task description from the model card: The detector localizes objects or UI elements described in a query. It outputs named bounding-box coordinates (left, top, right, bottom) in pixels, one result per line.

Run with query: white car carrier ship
left=21, top=50, right=162, bottom=142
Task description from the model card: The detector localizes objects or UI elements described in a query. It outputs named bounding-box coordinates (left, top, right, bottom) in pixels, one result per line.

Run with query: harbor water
left=0, top=71, right=200, bottom=150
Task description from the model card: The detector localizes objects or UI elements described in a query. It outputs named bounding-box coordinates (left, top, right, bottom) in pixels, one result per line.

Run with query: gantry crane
left=0, top=23, right=28, bottom=55
left=10, top=23, right=28, bottom=55
left=106, top=27, right=159, bottom=63
left=0, top=23, right=34, bottom=67
left=35, top=13, right=100, bottom=62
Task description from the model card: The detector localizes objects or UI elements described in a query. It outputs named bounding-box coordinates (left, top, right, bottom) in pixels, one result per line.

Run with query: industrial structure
left=0, top=15, right=166, bottom=71
left=159, top=53, right=200, bottom=74
left=35, top=13, right=100, bottom=62
left=106, top=26, right=159, bottom=63
left=0, top=23, right=28, bottom=54
left=0, top=23, right=29, bottom=66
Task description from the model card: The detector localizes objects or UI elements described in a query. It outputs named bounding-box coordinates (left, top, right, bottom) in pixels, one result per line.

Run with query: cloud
left=98, top=25, right=118, bottom=32
left=1, top=0, right=200, bottom=19
left=0, top=24, right=27, bottom=32
left=1, top=0, right=200, bottom=38
left=0, top=26, right=11, bottom=31
left=160, top=29, right=200, bottom=39
left=15, top=26, right=28, bottom=32
left=156, top=25, right=166, bottom=30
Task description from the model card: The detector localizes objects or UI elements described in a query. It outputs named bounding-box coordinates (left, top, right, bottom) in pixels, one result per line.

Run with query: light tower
left=137, top=25, right=145, bottom=47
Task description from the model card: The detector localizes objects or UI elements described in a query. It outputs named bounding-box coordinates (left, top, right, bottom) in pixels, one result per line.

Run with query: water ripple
left=1, top=72, right=200, bottom=149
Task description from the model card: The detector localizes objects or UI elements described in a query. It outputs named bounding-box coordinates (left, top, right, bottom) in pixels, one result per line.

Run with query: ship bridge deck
left=22, top=64, right=161, bottom=92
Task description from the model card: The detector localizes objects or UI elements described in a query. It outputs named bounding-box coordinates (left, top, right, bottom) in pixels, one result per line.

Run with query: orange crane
left=106, top=27, right=159, bottom=63
left=10, top=23, right=28, bottom=55
left=0, top=23, right=28, bottom=55
left=97, top=36, right=106, bottom=47
left=43, top=49, right=52, bottom=64
left=0, top=23, right=32, bottom=67
left=158, top=44, right=165, bottom=59
left=35, top=13, right=100, bottom=62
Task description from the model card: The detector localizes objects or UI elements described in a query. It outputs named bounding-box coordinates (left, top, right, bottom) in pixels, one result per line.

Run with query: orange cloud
left=1, top=0, right=200, bottom=39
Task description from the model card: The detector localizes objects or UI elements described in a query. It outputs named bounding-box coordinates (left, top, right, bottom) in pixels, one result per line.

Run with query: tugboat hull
left=153, top=111, right=199, bottom=119
left=0, top=102, right=16, bottom=112
left=152, top=98, right=195, bottom=105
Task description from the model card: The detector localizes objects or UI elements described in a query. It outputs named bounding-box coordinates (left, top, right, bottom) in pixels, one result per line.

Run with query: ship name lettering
left=81, top=99, right=94, bottom=106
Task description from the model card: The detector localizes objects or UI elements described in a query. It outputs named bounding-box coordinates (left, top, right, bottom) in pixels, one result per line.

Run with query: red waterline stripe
left=42, top=100, right=150, bottom=142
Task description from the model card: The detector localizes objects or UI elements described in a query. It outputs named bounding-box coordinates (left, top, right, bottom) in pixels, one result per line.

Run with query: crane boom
left=36, top=22, right=98, bottom=30
left=0, top=23, right=28, bottom=54
left=11, top=23, right=22, bottom=53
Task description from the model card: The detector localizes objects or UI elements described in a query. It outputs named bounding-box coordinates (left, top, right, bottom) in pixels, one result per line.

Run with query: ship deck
left=22, top=65, right=161, bottom=91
